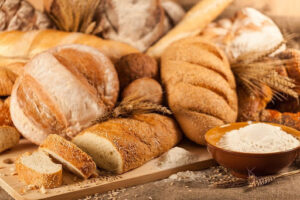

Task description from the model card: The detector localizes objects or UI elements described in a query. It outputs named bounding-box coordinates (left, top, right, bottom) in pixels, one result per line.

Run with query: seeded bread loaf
left=73, top=113, right=182, bottom=174
left=10, top=44, right=119, bottom=144
left=161, top=37, right=237, bottom=145
left=16, top=151, right=62, bottom=189
left=40, top=134, right=96, bottom=179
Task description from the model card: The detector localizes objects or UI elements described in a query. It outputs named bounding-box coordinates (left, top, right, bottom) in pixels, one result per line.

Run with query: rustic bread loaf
left=16, top=151, right=62, bottom=189
left=161, top=37, right=237, bottom=145
left=122, top=78, right=163, bottom=105
left=73, top=114, right=181, bottom=174
left=161, top=0, right=186, bottom=33
left=0, top=97, right=13, bottom=126
left=100, top=0, right=165, bottom=52
left=115, top=53, right=158, bottom=91
left=0, top=30, right=139, bottom=67
left=147, top=0, right=233, bottom=59
left=10, top=44, right=119, bottom=144
left=40, top=134, right=96, bottom=179
left=0, top=126, right=20, bottom=153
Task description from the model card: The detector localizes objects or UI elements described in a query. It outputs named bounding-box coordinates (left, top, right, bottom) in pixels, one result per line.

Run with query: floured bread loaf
left=10, top=44, right=119, bottom=144
left=201, top=7, right=285, bottom=62
left=40, top=134, right=96, bottom=179
left=161, top=37, right=237, bottom=145
left=73, top=114, right=181, bottom=174
left=101, top=0, right=165, bottom=52
left=16, top=151, right=62, bottom=189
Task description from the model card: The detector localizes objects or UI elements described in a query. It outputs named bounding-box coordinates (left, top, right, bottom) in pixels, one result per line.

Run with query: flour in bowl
left=217, top=123, right=300, bottom=153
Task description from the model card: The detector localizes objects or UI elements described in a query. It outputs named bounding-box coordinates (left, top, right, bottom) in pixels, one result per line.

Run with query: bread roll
left=16, top=151, right=62, bottom=189
left=161, top=37, right=237, bottom=145
left=40, top=134, right=96, bottom=179
left=122, top=78, right=163, bottom=105
left=0, top=30, right=139, bottom=67
left=115, top=53, right=158, bottom=91
left=73, top=114, right=182, bottom=174
left=10, top=44, right=119, bottom=144
left=0, top=126, right=20, bottom=153
left=147, top=0, right=233, bottom=59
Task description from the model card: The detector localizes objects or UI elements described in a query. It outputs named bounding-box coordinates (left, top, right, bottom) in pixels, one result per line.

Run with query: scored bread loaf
left=10, top=44, right=119, bottom=144
left=73, top=113, right=182, bottom=174
left=40, top=134, right=96, bottom=179
left=161, top=37, right=237, bottom=145
left=16, top=151, right=62, bottom=189
left=0, top=126, right=20, bottom=153
left=0, top=29, right=139, bottom=67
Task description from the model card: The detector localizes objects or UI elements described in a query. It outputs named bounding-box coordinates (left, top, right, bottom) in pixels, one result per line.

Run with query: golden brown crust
left=40, top=134, right=96, bottom=179
left=77, top=113, right=181, bottom=174
left=0, top=126, right=20, bottom=152
left=0, top=66, right=18, bottom=96
left=161, top=37, right=237, bottom=145
left=121, top=78, right=163, bottom=104
left=115, top=53, right=158, bottom=90
left=0, top=30, right=139, bottom=67
left=0, top=97, right=13, bottom=126
left=15, top=152, right=62, bottom=189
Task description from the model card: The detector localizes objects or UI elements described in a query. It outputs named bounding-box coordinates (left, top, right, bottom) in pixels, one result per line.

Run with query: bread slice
left=16, top=151, right=62, bottom=189
left=0, top=126, right=20, bottom=153
left=40, top=134, right=96, bottom=179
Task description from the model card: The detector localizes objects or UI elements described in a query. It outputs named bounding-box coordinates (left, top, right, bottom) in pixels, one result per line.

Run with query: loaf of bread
left=73, top=113, right=182, bottom=174
left=147, top=0, right=233, bottom=59
left=16, top=151, right=63, bottom=189
left=0, top=126, right=20, bottom=153
left=10, top=44, right=119, bottom=144
left=122, top=78, right=163, bottom=105
left=161, top=37, right=237, bottom=145
left=0, top=97, right=13, bottom=126
left=40, top=134, right=96, bottom=179
left=115, top=53, right=158, bottom=91
left=0, top=30, right=139, bottom=67
left=100, top=0, right=165, bottom=52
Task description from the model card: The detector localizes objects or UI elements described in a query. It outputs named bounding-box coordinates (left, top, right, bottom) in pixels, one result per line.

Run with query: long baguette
left=147, top=0, right=233, bottom=59
left=0, top=30, right=139, bottom=67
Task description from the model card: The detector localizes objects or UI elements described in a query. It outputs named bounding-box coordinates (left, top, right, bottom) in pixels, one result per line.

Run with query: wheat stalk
left=232, top=40, right=299, bottom=99
left=95, top=94, right=172, bottom=123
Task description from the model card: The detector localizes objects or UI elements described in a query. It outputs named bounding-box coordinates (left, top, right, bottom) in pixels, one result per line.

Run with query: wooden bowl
left=205, top=122, right=300, bottom=178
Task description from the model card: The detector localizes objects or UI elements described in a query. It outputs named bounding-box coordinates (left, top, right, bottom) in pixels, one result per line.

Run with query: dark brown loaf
left=115, top=53, right=158, bottom=91
left=73, top=113, right=182, bottom=174
left=161, top=37, right=237, bottom=145
left=10, top=44, right=119, bottom=144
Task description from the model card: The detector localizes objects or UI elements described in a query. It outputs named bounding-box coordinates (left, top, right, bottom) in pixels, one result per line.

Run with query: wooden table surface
left=1, top=164, right=300, bottom=200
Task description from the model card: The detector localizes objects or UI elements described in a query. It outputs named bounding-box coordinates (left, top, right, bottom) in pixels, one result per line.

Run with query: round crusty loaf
left=161, top=37, right=238, bottom=145
left=10, top=44, right=119, bottom=144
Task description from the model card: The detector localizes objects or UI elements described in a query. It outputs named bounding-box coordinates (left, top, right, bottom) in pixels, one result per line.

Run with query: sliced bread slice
left=16, top=151, right=62, bottom=189
left=40, top=134, right=96, bottom=179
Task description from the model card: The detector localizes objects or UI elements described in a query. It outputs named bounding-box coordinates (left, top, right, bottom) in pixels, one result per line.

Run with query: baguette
left=0, top=30, right=139, bottom=67
left=0, top=126, right=20, bottom=153
left=73, top=113, right=182, bottom=174
left=40, top=134, right=96, bottom=179
left=147, top=0, right=233, bottom=59
left=16, top=151, right=62, bottom=189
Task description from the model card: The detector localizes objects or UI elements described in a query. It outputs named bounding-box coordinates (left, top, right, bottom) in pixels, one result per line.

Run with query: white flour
left=157, top=147, right=198, bottom=169
left=217, top=123, right=300, bottom=153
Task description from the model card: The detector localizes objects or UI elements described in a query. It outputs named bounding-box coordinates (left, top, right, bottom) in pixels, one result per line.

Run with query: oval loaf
left=161, top=37, right=238, bottom=145
left=10, top=44, right=119, bottom=144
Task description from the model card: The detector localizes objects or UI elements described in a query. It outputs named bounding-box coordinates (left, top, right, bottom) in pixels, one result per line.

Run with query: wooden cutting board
left=0, top=139, right=215, bottom=200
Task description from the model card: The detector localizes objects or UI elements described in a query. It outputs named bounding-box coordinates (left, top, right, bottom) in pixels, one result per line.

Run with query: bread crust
left=0, top=97, right=13, bottom=126
left=73, top=114, right=181, bottom=174
left=15, top=152, right=62, bottom=189
left=161, top=37, right=237, bottom=145
left=0, top=126, right=20, bottom=153
left=0, top=29, right=139, bottom=67
left=40, top=134, right=96, bottom=179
